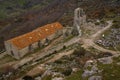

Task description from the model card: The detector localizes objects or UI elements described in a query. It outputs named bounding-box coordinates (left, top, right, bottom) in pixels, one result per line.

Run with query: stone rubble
left=52, top=77, right=64, bottom=80
left=96, top=28, right=120, bottom=48
left=98, top=57, right=113, bottom=64
left=88, top=76, right=102, bottom=80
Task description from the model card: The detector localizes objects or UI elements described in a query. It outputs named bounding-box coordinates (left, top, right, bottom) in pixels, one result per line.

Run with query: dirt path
left=45, top=49, right=74, bottom=63
left=92, top=43, right=119, bottom=54
left=91, top=21, right=112, bottom=40
left=23, top=50, right=75, bottom=78
left=82, top=21, right=112, bottom=47
left=16, top=49, right=72, bottom=79
left=82, top=21, right=119, bottom=54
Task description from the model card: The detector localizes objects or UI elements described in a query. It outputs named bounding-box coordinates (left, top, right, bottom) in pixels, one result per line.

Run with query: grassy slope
left=97, top=56, right=120, bottom=80
left=65, top=56, right=120, bottom=80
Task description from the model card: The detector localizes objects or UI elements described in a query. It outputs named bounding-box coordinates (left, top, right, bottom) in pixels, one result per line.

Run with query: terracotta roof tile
left=7, top=22, right=63, bottom=50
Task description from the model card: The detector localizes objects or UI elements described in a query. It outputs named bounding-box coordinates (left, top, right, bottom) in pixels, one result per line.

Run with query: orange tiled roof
left=7, top=22, right=63, bottom=50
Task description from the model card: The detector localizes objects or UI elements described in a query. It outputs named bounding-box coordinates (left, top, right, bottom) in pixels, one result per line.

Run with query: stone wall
left=4, top=41, right=20, bottom=59
left=4, top=41, right=11, bottom=55
left=19, top=47, right=29, bottom=58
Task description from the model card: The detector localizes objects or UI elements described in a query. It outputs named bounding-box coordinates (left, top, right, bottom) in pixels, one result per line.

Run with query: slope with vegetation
left=0, top=0, right=77, bottom=51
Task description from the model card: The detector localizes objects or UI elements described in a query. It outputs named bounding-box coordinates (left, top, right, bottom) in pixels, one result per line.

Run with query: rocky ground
left=29, top=48, right=120, bottom=80
left=95, top=16, right=120, bottom=51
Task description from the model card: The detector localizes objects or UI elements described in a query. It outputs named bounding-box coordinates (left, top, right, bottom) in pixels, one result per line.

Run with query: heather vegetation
left=0, top=0, right=76, bottom=51
left=0, top=0, right=52, bottom=20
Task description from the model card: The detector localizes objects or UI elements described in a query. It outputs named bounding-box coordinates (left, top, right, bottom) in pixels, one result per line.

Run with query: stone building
left=73, top=8, right=86, bottom=36
left=4, top=22, right=63, bottom=59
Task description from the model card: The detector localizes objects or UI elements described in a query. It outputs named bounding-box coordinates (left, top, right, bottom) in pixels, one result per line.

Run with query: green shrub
left=62, top=68, right=72, bottom=76
left=95, top=22, right=100, bottom=25
left=74, top=47, right=86, bottom=57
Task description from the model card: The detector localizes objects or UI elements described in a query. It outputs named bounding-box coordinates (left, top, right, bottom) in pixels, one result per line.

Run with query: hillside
left=0, top=0, right=119, bottom=51
left=0, top=0, right=77, bottom=51
left=80, top=0, right=120, bottom=19
left=0, top=0, right=120, bottom=80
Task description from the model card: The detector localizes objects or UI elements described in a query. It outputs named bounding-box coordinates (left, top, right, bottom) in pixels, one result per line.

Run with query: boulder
left=88, top=76, right=102, bottom=80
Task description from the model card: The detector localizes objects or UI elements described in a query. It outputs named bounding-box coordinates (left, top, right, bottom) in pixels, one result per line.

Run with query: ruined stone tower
left=73, top=8, right=86, bottom=36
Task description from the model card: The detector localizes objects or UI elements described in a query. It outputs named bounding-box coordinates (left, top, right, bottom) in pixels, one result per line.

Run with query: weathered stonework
left=73, top=8, right=86, bottom=36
